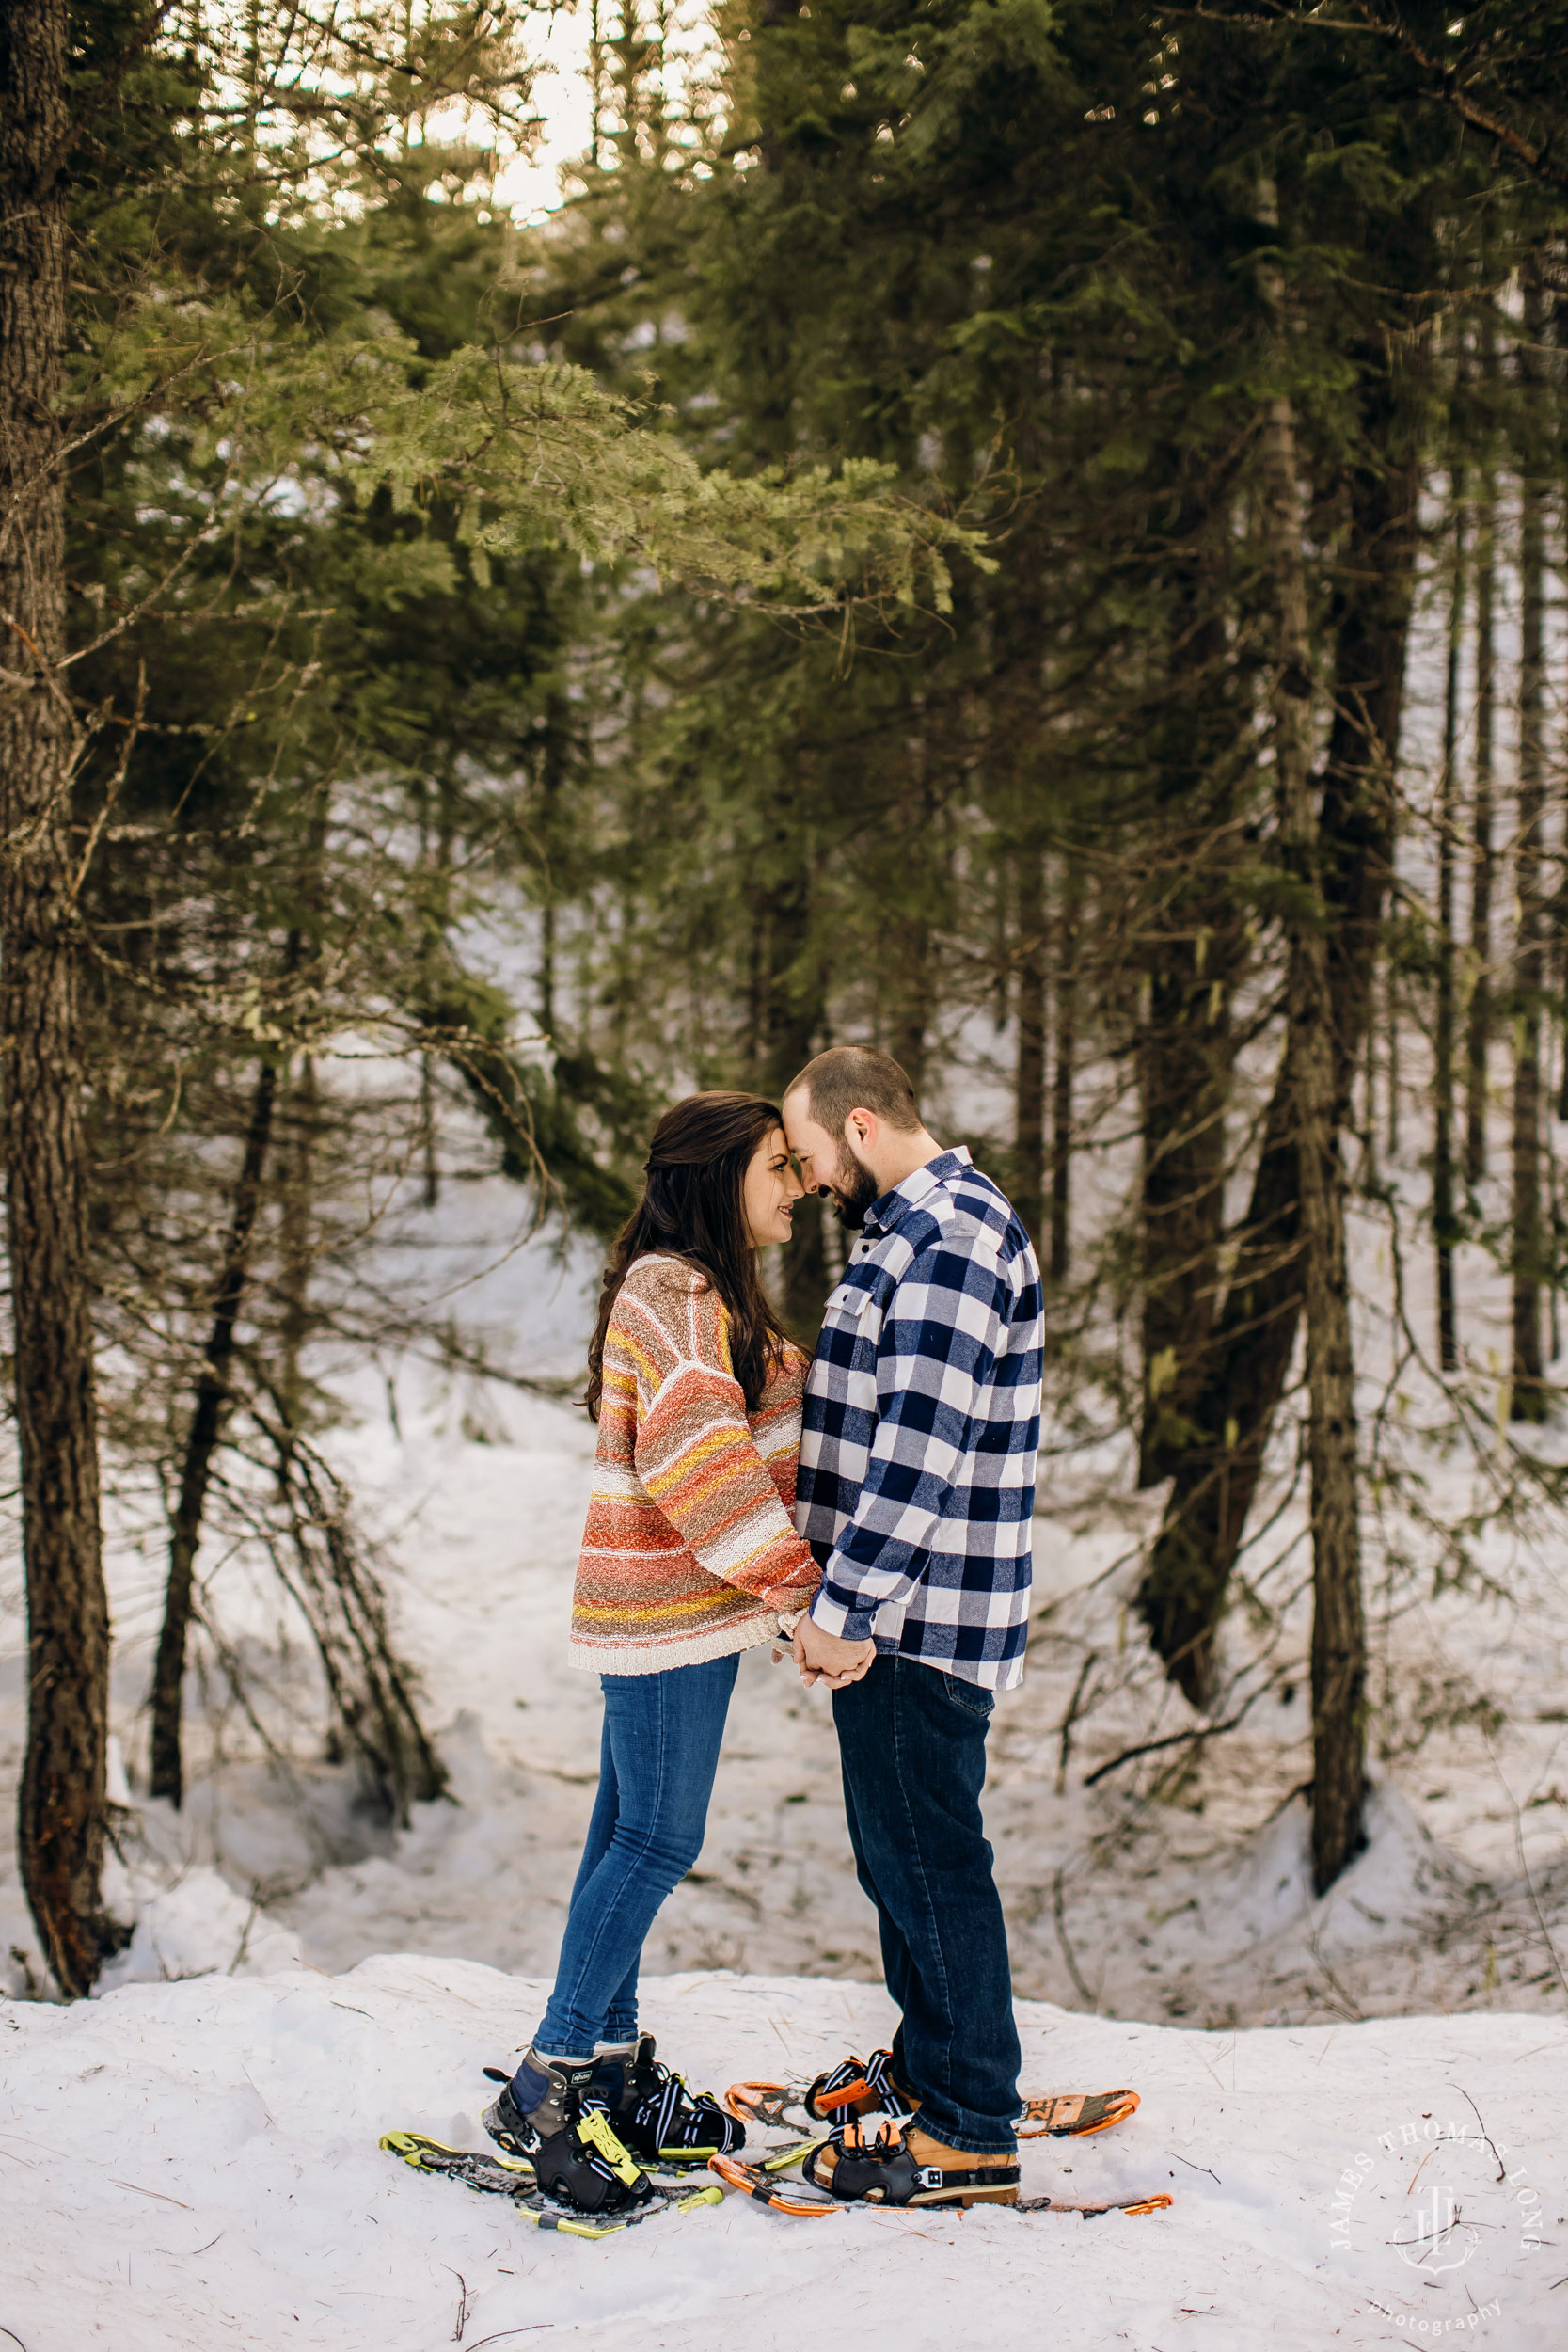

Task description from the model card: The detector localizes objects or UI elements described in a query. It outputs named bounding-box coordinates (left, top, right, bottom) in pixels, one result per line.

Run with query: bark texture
left=1136, top=303, right=1417, bottom=1719
left=1, top=0, right=120, bottom=1994
left=1434, top=476, right=1464, bottom=1372
left=886, top=751, right=936, bottom=1092
left=1049, top=887, right=1075, bottom=1285
left=1136, top=534, right=1240, bottom=1489
left=1511, top=265, right=1547, bottom=1420
left=1254, top=206, right=1366, bottom=1890
left=1465, top=359, right=1496, bottom=1184
left=749, top=789, right=827, bottom=1335
left=1014, top=837, right=1047, bottom=1250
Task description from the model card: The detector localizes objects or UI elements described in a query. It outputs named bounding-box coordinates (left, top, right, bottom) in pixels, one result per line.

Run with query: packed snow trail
left=0, top=1958, right=1560, bottom=2350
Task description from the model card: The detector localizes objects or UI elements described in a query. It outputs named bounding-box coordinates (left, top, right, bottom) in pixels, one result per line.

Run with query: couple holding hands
left=483, top=1045, right=1046, bottom=2215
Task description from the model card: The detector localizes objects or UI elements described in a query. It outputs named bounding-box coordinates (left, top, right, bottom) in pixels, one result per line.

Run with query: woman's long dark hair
left=585, top=1091, right=795, bottom=1421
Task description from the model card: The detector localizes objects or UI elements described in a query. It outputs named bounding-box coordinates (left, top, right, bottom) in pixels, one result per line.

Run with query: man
left=781, top=1045, right=1044, bottom=2209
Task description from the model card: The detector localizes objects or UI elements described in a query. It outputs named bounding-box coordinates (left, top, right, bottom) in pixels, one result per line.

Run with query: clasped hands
left=790, top=1612, right=875, bottom=1691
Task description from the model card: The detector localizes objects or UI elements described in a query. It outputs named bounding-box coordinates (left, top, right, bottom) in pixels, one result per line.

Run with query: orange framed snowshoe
left=1018, top=2087, right=1141, bottom=2139
left=725, top=2051, right=1139, bottom=2141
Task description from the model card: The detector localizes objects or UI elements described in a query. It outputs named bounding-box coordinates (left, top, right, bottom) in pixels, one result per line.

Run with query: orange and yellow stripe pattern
left=569, top=1253, right=820, bottom=1675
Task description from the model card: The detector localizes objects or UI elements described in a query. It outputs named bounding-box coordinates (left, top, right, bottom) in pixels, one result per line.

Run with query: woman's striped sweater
left=570, top=1252, right=820, bottom=1675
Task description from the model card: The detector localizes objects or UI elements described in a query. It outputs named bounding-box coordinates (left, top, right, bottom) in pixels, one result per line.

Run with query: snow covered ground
left=3, top=1954, right=1562, bottom=2351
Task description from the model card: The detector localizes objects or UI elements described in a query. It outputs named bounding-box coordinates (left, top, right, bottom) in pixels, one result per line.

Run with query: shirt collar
left=863, top=1146, right=973, bottom=1237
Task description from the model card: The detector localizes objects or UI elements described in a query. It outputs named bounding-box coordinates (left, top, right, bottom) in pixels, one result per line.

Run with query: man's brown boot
left=903, top=2125, right=1020, bottom=2205
left=802, top=2114, right=1020, bottom=2207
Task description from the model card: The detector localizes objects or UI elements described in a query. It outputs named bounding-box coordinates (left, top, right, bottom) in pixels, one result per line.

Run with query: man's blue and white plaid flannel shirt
left=795, top=1147, right=1044, bottom=1691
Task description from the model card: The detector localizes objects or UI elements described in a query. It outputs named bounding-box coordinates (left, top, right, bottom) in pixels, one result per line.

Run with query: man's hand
left=793, top=1613, right=876, bottom=1690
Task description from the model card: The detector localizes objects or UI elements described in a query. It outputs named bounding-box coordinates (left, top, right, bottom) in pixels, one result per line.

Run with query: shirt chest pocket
left=821, top=1281, right=877, bottom=1336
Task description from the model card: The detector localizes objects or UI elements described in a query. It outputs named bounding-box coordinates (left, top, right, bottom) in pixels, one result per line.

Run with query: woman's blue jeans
left=534, top=1652, right=738, bottom=2059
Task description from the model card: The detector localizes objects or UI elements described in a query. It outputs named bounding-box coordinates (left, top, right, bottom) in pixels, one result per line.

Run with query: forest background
left=2, top=0, right=1567, bottom=2008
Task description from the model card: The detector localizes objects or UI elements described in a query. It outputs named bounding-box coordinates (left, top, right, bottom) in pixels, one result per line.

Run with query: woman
left=483, top=1091, right=835, bottom=2215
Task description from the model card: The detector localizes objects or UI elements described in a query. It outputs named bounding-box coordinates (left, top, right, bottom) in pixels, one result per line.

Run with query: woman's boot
left=483, top=2051, right=652, bottom=2215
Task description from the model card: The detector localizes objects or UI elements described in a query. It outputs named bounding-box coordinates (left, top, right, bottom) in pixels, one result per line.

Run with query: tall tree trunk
left=991, top=841, right=1012, bottom=1036
left=1014, top=837, right=1047, bottom=1250
left=1511, top=264, right=1547, bottom=1420
left=1050, top=882, right=1076, bottom=1285
left=419, top=780, right=455, bottom=1210
left=1135, top=478, right=1242, bottom=1487
left=886, top=716, right=940, bottom=1090
left=752, top=787, right=827, bottom=1334
left=1136, top=319, right=1418, bottom=1710
left=148, top=1049, right=281, bottom=1804
left=535, top=690, right=569, bottom=1041
left=1361, top=983, right=1381, bottom=1190
left=883, top=687, right=944, bottom=1087
left=2, top=0, right=120, bottom=1996
left=1465, top=330, right=1496, bottom=1184
left=1255, top=179, right=1366, bottom=1889
left=277, top=1052, right=319, bottom=1449
left=1138, top=931, right=1233, bottom=1483
left=1434, top=469, right=1465, bottom=1371
left=1383, top=950, right=1400, bottom=1159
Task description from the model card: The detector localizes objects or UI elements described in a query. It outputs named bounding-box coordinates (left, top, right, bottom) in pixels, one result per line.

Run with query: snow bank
left=98, top=1867, right=303, bottom=1992
left=0, top=1958, right=1560, bottom=2351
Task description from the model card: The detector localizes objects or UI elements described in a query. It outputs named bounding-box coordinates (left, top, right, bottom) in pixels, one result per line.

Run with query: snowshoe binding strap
left=802, top=2114, right=1020, bottom=2209
left=804, top=2046, right=911, bottom=2122
left=589, top=2033, right=743, bottom=2163
left=724, top=2046, right=913, bottom=2131
left=573, top=2106, right=648, bottom=2189
left=509, top=2102, right=655, bottom=2216
left=641, top=2070, right=741, bottom=2162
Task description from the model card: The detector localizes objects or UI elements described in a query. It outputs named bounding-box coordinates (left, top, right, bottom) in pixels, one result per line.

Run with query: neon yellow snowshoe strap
left=577, top=2106, right=646, bottom=2186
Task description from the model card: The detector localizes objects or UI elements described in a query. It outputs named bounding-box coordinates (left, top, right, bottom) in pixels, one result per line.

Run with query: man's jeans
left=533, top=1653, right=738, bottom=2060
left=832, top=1655, right=1021, bottom=2153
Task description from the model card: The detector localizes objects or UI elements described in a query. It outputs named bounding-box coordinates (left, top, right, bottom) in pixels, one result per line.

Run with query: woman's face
left=741, top=1124, right=805, bottom=1248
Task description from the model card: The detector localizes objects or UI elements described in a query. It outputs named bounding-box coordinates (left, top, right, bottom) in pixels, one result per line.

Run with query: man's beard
left=828, top=1137, right=880, bottom=1231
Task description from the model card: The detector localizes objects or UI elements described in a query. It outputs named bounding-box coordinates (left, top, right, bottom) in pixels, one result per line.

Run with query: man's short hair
left=785, top=1045, right=923, bottom=1137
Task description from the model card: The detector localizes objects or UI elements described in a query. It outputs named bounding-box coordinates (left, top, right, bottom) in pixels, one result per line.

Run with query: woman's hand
left=792, top=1614, right=876, bottom=1690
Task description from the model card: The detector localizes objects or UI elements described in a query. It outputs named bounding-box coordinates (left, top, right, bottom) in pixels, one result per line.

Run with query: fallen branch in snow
left=226, top=1895, right=261, bottom=1977
left=443, top=2265, right=468, bottom=2342
left=461, top=2331, right=553, bottom=2348
left=1456, top=2088, right=1506, bottom=2186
